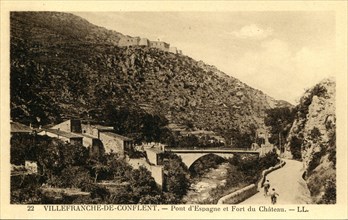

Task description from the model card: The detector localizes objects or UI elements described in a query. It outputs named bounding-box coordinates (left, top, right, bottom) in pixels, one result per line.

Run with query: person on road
left=270, top=188, right=279, bottom=204
left=263, top=180, right=270, bottom=196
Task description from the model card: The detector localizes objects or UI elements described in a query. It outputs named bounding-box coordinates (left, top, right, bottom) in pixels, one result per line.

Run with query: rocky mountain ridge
left=10, top=12, right=290, bottom=146
left=285, top=78, right=336, bottom=203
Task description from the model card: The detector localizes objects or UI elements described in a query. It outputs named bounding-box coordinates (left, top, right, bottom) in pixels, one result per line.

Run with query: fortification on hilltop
left=118, top=36, right=182, bottom=54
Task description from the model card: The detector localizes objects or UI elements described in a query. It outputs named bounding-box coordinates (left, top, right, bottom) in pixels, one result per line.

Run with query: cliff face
left=10, top=12, right=290, bottom=146
left=285, top=78, right=336, bottom=204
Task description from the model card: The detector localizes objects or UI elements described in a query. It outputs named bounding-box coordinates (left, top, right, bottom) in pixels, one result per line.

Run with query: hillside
left=10, top=12, right=290, bottom=146
left=285, top=78, right=336, bottom=204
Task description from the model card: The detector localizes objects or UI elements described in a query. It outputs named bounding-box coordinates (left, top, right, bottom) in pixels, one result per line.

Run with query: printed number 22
left=27, top=205, right=34, bottom=211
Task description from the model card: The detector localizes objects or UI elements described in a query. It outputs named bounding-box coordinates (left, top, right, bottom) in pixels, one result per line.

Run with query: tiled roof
left=102, top=132, right=132, bottom=141
left=11, top=121, right=32, bottom=133
left=44, top=129, right=83, bottom=139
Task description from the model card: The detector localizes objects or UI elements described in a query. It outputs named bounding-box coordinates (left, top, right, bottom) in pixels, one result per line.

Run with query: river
left=183, top=163, right=230, bottom=204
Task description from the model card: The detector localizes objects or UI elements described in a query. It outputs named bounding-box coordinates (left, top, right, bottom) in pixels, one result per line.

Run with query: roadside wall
left=217, top=160, right=286, bottom=204
left=258, top=160, right=286, bottom=189
left=217, top=184, right=257, bottom=204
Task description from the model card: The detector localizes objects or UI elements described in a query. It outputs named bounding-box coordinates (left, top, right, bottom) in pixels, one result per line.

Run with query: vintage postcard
left=1, top=1, right=347, bottom=219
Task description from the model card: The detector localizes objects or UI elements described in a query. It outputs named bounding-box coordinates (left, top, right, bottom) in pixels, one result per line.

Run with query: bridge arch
left=175, top=152, right=234, bottom=169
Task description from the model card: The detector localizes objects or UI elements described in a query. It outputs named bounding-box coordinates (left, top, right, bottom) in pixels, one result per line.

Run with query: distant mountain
left=10, top=12, right=291, bottom=146
left=285, top=78, right=336, bottom=203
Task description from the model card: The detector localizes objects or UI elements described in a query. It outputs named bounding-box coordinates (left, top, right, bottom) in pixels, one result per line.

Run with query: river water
left=183, top=163, right=230, bottom=204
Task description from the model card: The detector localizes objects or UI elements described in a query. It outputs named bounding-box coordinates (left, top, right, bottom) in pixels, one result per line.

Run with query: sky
left=73, top=11, right=335, bottom=104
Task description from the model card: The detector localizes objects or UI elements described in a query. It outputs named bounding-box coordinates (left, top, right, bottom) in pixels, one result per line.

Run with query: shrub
left=307, top=146, right=325, bottom=175
left=259, top=151, right=280, bottom=171
left=310, top=127, right=322, bottom=143
left=163, top=157, right=191, bottom=199
left=318, top=178, right=336, bottom=204
left=289, top=136, right=302, bottom=160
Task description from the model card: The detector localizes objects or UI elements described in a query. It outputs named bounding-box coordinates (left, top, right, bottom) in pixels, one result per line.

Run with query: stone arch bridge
left=165, top=148, right=260, bottom=169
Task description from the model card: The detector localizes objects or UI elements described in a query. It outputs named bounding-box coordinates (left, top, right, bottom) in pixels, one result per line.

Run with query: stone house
left=99, top=132, right=133, bottom=156
left=38, top=128, right=83, bottom=146
left=81, top=124, right=114, bottom=139
left=40, top=119, right=133, bottom=158
left=51, top=119, right=82, bottom=133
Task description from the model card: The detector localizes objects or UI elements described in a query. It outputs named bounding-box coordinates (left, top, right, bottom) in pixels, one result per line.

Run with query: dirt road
left=240, top=159, right=312, bottom=204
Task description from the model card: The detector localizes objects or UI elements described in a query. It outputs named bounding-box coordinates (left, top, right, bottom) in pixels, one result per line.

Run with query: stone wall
left=169, top=47, right=177, bottom=54
left=145, top=149, right=158, bottom=165
left=81, top=124, right=99, bottom=138
left=149, top=165, right=164, bottom=188
left=39, top=130, right=70, bottom=142
left=52, top=119, right=82, bottom=133
left=217, top=160, right=286, bottom=204
left=99, top=132, right=125, bottom=156
left=118, top=37, right=139, bottom=47
left=258, top=160, right=286, bottom=189
left=52, top=120, right=72, bottom=132
left=217, top=184, right=258, bottom=204
left=150, top=41, right=170, bottom=51
left=139, top=38, right=150, bottom=46
left=128, top=158, right=164, bottom=188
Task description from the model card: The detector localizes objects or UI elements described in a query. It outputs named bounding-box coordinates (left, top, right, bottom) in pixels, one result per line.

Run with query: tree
left=36, top=139, right=64, bottom=177
left=162, top=152, right=191, bottom=199
left=88, top=160, right=110, bottom=183
left=289, top=136, right=302, bottom=160
left=310, top=127, right=322, bottom=143
left=57, top=166, right=93, bottom=188
left=11, top=133, right=31, bottom=165
left=129, top=166, right=160, bottom=201
left=265, top=107, right=295, bottom=147
left=103, top=153, right=133, bottom=181
left=60, top=143, right=89, bottom=167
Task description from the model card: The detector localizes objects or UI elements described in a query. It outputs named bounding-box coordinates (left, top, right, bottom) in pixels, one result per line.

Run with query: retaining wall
left=217, top=160, right=286, bottom=204
left=217, top=184, right=258, bottom=204
left=258, top=160, right=286, bottom=189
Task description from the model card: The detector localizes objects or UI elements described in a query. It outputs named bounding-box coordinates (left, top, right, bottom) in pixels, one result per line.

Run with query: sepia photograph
left=1, top=1, right=347, bottom=219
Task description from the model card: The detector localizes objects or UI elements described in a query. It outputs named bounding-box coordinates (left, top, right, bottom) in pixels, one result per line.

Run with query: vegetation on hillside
left=284, top=78, right=336, bottom=204
left=10, top=12, right=289, bottom=147
left=264, top=107, right=295, bottom=148
left=10, top=134, right=189, bottom=204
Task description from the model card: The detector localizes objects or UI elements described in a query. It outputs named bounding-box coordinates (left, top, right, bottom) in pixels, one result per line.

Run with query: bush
left=11, top=174, right=42, bottom=204
left=228, top=155, right=259, bottom=186
left=307, top=147, right=325, bottom=175
left=162, top=152, right=191, bottom=200
left=310, top=127, right=322, bottom=143
left=318, top=178, right=336, bottom=204
left=289, top=136, right=302, bottom=160
left=259, top=151, right=280, bottom=171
